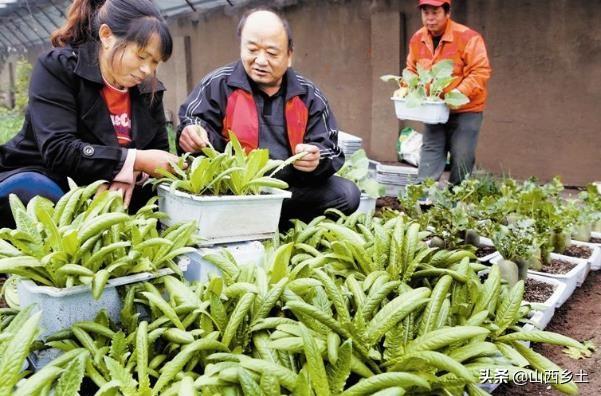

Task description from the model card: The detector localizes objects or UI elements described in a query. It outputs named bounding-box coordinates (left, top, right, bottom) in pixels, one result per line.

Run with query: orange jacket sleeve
left=455, top=34, right=491, bottom=99
left=406, top=41, right=418, bottom=74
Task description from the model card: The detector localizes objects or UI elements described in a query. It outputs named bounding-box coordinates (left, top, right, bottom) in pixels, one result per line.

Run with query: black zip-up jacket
left=177, top=61, right=344, bottom=184
left=0, top=41, right=169, bottom=189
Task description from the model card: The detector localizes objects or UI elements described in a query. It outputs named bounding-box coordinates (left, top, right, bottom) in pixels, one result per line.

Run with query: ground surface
left=496, top=269, right=601, bottom=395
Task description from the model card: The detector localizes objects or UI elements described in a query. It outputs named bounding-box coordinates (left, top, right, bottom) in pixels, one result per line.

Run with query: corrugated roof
left=157, top=0, right=237, bottom=18
left=0, top=0, right=239, bottom=56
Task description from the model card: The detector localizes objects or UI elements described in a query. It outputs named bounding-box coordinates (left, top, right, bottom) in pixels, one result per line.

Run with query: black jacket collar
left=72, top=41, right=164, bottom=94
left=227, top=60, right=306, bottom=101
left=73, top=41, right=103, bottom=84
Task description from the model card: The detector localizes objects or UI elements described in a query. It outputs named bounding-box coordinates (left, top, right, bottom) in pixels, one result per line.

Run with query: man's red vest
left=222, top=89, right=308, bottom=153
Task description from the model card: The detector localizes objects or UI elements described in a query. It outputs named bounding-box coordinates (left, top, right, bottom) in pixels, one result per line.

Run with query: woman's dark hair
left=237, top=7, right=294, bottom=52
left=51, top=0, right=172, bottom=62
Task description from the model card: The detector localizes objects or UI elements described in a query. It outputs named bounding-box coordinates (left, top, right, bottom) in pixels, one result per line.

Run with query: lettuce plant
left=381, top=59, right=469, bottom=108
left=0, top=182, right=197, bottom=299
left=0, top=305, right=88, bottom=395
left=150, top=132, right=305, bottom=196
left=492, top=219, right=543, bottom=286
left=336, top=149, right=383, bottom=198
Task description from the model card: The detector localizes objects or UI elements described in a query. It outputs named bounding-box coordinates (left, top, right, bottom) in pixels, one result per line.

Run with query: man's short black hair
left=237, top=7, right=294, bottom=52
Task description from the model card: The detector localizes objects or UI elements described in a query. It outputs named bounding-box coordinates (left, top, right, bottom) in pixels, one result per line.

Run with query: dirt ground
left=495, top=269, right=601, bottom=396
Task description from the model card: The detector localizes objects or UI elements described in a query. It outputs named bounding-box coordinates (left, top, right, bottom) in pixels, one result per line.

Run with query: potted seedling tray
left=391, top=97, right=450, bottom=124
left=375, top=163, right=418, bottom=197
left=184, top=241, right=265, bottom=283
left=565, top=239, right=601, bottom=271
left=17, top=258, right=189, bottom=341
left=338, top=131, right=363, bottom=157
left=356, top=193, right=377, bottom=215
left=158, top=185, right=291, bottom=246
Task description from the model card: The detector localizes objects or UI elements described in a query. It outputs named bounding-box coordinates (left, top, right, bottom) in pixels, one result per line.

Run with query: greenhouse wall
left=0, top=0, right=599, bottom=186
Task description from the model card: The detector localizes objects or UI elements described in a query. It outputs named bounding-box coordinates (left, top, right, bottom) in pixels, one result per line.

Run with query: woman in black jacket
left=0, top=0, right=178, bottom=227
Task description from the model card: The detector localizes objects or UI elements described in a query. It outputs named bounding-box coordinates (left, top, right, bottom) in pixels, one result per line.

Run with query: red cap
left=418, top=0, right=451, bottom=7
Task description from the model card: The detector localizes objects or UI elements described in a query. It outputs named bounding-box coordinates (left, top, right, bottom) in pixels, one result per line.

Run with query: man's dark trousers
left=417, top=112, right=483, bottom=185
left=279, top=175, right=360, bottom=229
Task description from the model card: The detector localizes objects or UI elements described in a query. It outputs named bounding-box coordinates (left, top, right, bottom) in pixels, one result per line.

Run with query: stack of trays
left=376, top=163, right=419, bottom=196
left=338, top=131, right=363, bottom=157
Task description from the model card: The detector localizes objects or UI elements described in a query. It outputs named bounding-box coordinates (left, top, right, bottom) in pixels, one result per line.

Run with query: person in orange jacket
left=407, top=0, right=491, bottom=185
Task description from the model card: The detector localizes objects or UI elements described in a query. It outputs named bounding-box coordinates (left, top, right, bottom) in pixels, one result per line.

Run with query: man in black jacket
left=177, top=8, right=360, bottom=228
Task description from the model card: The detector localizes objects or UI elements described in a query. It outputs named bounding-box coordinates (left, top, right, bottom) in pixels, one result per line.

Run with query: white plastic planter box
left=379, top=183, right=405, bottom=197
left=481, top=262, right=563, bottom=328
left=477, top=383, right=500, bottom=394
left=158, top=185, right=291, bottom=246
left=490, top=256, right=573, bottom=308
left=391, top=97, right=450, bottom=124
left=569, top=239, right=601, bottom=271
left=475, top=237, right=501, bottom=263
left=524, top=274, right=566, bottom=329
left=368, top=160, right=380, bottom=180
left=551, top=251, right=590, bottom=287
left=184, top=241, right=265, bottom=283
left=591, top=232, right=601, bottom=270
left=526, top=253, right=589, bottom=305
left=17, top=260, right=188, bottom=340
left=529, top=308, right=559, bottom=331
left=355, top=194, right=377, bottom=215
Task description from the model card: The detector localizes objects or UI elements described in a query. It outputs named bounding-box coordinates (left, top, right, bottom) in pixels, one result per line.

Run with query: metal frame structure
left=0, top=0, right=241, bottom=59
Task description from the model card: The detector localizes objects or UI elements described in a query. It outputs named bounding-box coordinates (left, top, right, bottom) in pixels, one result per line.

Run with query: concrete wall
left=469, top=0, right=601, bottom=186
left=1, top=0, right=599, bottom=185
left=158, top=0, right=601, bottom=186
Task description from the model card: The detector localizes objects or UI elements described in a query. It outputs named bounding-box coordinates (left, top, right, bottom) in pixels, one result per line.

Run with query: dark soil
left=524, top=278, right=555, bottom=303
left=563, top=245, right=592, bottom=260
left=476, top=245, right=497, bottom=258
left=590, top=237, right=601, bottom=244
left=496, top=270, right=601, bottom=396
left=540, top=259, right=576, bottom=275
left=376, top=196, right=402, bottom=212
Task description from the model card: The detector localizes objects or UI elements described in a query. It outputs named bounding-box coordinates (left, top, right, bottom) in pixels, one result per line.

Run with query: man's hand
left=446, top=88, right=466, bottom=110
left=135, top=149, right=181, bottom=178
left=293, top=144, right=320, bottom=172
left=179, top=125, right=210, bottom=153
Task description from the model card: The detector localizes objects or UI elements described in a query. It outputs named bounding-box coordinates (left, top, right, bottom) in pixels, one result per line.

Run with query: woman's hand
left=96, top=180, right=135, bottom=208
left=135, top=149, right=181, bottom=178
